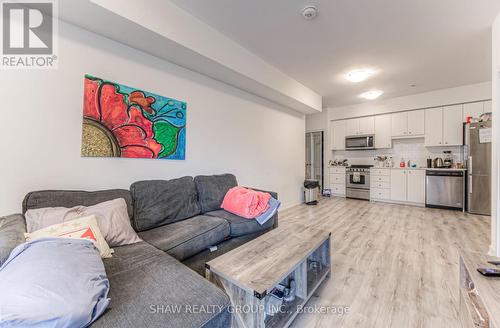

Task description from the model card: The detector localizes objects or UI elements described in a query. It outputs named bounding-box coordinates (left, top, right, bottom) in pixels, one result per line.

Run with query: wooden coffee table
left=206, top=225, right=331, bottom=328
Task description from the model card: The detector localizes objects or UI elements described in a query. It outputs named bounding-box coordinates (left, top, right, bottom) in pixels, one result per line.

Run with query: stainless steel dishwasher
left=425, top=170, right=465, bottom=211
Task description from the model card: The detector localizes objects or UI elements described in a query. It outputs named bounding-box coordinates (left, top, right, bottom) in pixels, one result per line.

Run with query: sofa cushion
left=0, top=238, right=110, bottom=327
left=138, top=216, right=230, bottom=261
left=205, top=210, right=275, bottom=237
left=22, top=189, right=134, bottom=220
left=0, top=214, right=26, bottom=266
left=130, top=177, right=201, bottom=232
left=194, top=174, right=237, bottom=213
left=94, top=242, right=231, bottom=328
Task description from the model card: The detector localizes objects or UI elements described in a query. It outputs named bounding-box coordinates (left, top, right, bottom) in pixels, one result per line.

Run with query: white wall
left=0, top=22, right=306, bottom=215
left=305, top=111, right=328, bottom=133
left=491, top=13, right=500, bottom=256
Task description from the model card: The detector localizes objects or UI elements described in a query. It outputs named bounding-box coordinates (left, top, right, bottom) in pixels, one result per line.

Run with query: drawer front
left=371, top=188, right=390, bottom=200
left=330, top=167, right=346, bottom=174
left=371, top=175, right=390, bottom=183
left=371, top=169, right=391, bottom=176
left=372, top=181, right=390, bottom=189
left=330, top=173, right=346, bottom=185
left=331, top=184, right=346, bottom=195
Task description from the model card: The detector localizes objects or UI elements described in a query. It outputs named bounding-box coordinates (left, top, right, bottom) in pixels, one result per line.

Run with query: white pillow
left=25, top=198, right=141, bottom=247
left=25, top=215, right=114, bottom=258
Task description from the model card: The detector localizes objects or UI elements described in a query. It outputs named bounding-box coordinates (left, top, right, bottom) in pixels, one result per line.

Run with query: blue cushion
left=0, top=238, right=110, bottom=327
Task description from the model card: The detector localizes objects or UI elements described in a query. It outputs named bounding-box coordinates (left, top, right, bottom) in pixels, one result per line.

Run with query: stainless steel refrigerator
left=465, top=121, right=492, bottom=215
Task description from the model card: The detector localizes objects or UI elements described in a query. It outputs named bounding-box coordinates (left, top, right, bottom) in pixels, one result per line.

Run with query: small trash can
left=303, top=179, right=319, bottom=205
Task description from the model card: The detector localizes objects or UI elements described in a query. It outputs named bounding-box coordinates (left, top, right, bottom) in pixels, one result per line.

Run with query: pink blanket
left=221, top=187, right=271, bottom=219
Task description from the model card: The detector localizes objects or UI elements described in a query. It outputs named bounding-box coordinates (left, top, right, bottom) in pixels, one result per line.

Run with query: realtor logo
left=1, top=0, right=58, bottom=69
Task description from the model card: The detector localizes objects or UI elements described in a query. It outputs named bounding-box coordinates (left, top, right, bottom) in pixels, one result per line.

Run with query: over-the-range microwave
left=345, top=135, right=375, bottom=150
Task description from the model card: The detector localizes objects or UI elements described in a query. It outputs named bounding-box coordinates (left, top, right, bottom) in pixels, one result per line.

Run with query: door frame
left=305, top=130, right=324, bottom=190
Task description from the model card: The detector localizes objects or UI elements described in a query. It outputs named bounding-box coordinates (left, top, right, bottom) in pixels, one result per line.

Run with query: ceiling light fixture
left=344, top=68, right=377, bottom=83
left=359, top=90, right=384, bottom=100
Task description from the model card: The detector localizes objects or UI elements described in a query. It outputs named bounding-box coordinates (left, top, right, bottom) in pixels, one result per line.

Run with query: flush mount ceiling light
left=344, top=68, right=377, bottom=83
left=359, top=90, right=384, bottom=100
left=302, top=6, right=318, bottom=20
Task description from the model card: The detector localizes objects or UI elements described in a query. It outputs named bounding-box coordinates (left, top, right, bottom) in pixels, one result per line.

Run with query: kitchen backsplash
left=332, top=138, right=463, bottom=167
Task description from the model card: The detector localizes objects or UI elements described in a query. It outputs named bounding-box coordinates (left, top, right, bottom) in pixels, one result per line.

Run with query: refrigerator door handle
left=468, top=156, right=472, bottom=173
left=469, top=175, right=472, bottom=194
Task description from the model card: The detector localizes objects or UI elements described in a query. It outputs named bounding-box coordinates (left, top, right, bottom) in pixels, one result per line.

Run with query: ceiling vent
left=302, top=6, right=318, bottom=20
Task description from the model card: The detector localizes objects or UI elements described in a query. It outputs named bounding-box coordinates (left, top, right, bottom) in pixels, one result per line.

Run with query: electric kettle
left=433, top=157, right=444, bottom=168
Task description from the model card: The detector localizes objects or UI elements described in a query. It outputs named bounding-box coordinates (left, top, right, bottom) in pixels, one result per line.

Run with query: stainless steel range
left=346, top=165, right=373, bottom=200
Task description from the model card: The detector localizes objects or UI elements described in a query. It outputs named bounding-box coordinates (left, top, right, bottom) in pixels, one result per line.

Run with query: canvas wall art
left=81, top=74, right=186, bottom=160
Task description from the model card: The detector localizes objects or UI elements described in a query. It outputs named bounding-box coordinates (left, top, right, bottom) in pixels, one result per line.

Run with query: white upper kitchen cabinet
left=330, top=120, right=346, bottom=150
left=391, top=112, right=408, bottom=137
left=391, top=110, right=424, bottom=137
left=346, top=119, right=359, bottom=136
left=358, top=116, right=375, bottom=135
left=442, top=105, right=463, bottom=146
left=463, top=102, right=483, bottom=121
left=425, top=107, right=444, bottom=146
left=345, top=117, right=374, bottom=136
left=375, top=114, right=392, bottom=149
left=390, top=170, right=407, bottom=202
left=407, top=110, right=425, bottom=136
left=406, top=170, right=426, bottom=203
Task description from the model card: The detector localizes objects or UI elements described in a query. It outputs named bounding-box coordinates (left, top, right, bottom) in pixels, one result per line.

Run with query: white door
left=391, top=112, right=408, bottom=137
left=390, top=170, right=407, bottom=202
left=443, top=105, right=463, bottom=146
left=345, top=119, right=359, bottom=136
left=358, top=116, right=375, bottom=135
left=375, top=114, right=392, bottom=149
left=330, top=120, right=346, bottom=150
left=463, top=102, right=484, bottom=121
left=425, top=107, right=443, bottom=146
left=407, top=110, right=425, bottom=136
left=407, top=170, right=426, bottom=204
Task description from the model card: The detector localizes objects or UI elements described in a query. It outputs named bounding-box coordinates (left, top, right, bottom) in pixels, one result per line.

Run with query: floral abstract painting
left=81, top=75, right=186, bottom=160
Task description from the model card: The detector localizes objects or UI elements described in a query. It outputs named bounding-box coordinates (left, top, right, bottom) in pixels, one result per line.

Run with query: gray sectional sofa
left=0, top=174, right=278, bottom=328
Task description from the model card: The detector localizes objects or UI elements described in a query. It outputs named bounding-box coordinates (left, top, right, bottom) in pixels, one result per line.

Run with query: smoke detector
left=302, top=6, right=318, bottom=20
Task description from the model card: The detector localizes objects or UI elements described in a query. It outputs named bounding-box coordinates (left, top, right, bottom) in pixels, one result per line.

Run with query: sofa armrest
left=0, top=214, right=27, bottom=266
left=246, top=187, right=279, bottom=229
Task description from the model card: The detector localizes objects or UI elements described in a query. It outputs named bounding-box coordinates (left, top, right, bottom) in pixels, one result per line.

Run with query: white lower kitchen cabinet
left=406, top=170, right=426, bottom=203
left=331, top=184, right=346, bottom=196
left=370, top=168, right=391, bottom=202
left=390, top=170, right=407, bottom=202
left=390, top=169, right=426, bottom=205
left=329, top=167, right=346, bottom=197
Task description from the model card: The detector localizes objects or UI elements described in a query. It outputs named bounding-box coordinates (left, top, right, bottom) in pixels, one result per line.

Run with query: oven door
left=345, top=135, right=375, bottom=150
left=346, top=172, right=370, bottom=189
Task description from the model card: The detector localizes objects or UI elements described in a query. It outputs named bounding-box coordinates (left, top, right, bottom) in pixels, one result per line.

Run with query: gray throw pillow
left=0, top=214, right=27, bottom=266
left=131, top=177, right=202, bottom=231
left=194, top=174, right=238, bottom=213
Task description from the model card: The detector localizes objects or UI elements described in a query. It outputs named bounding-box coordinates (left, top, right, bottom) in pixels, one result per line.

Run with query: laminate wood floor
left=278, top=197, right=490, bottom=328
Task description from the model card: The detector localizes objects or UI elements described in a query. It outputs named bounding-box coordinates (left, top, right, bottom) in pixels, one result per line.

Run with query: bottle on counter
left=400, top=158, right=405, bottom=168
